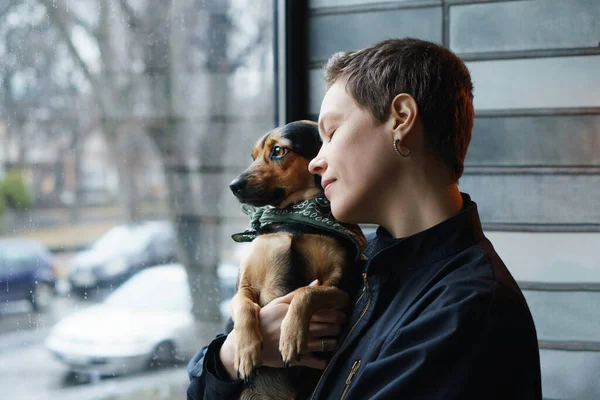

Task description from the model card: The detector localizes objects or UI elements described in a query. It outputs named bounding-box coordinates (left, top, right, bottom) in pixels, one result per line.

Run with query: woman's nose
left=308, top=154, right=327, bottom=175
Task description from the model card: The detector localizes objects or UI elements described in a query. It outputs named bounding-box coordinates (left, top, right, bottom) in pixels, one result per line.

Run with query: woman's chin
left=331, top=196, right=376, bottom=225
left=330, top=201, right=359, bottom=224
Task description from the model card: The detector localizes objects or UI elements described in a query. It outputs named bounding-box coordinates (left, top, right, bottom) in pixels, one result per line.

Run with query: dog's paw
left=234, top=331, right=263, bottom=382
left=279, top=314, right=308, bottom=367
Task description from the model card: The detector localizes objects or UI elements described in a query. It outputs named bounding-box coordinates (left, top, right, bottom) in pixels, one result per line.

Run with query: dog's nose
left=229, top=178, right=247, bottom=195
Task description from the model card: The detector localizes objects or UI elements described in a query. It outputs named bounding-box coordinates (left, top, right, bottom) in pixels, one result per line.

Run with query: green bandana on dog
left=232, top=198, right=367, bottom=261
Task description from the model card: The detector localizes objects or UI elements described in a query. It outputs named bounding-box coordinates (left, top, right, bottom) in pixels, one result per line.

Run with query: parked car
left=68, top=221, right=177, bottom=297
left=0, top=238, right=56, bottom=313
left=46, top=264, right=196, bottom=377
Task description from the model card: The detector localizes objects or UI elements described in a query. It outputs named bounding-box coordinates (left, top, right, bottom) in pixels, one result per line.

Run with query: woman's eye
left=328, top=129, right=336, bottom=141
left=272, top=146, right=288, bottom=159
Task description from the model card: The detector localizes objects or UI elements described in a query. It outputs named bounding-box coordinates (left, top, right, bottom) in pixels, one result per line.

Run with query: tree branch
left=118, top=0, right=143, bottom=30
left=38, top=0, right=98, bottom=91
left=71, top=13, right=97, bottom=39
left=0, top=1, right=14, bottom=19
left=228, top=21, right=269, bottom=71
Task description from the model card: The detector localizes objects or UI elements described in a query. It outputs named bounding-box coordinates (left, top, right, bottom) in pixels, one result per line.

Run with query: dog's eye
left=271, top=146, right=288, bottom=159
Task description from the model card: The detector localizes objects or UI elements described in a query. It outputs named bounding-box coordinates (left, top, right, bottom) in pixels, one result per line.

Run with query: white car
left=217, top=243, right=251, bottom=321
left=46, top=264, right=196, bottom=376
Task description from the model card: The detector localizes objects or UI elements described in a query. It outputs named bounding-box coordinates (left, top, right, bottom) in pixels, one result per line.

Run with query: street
left=0, top=339, right=188, bottom=400
left=0, top=291, right=190, bottom=400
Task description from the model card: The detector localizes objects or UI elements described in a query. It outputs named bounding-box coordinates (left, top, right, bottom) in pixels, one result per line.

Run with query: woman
left=187, top=38, right=542, bottom=399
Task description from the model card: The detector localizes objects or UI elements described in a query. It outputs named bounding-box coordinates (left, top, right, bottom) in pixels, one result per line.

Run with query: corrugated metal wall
left=301, top=0, right=600, bottom=398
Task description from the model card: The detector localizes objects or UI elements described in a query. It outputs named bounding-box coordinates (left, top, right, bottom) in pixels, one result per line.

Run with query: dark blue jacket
left=187, top=195, right=542, bottom=399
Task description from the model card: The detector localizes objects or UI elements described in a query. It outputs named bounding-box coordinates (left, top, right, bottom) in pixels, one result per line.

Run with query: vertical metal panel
left=276, top=0, right=286, bottom=125
left=283, top=0, right=310, bottom=121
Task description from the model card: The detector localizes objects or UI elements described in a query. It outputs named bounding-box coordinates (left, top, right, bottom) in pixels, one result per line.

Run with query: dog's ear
left=281, top=121, right=322, bottom=160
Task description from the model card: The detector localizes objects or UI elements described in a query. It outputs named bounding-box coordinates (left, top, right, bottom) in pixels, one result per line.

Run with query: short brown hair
left=324, top=38, right=474, bottom=181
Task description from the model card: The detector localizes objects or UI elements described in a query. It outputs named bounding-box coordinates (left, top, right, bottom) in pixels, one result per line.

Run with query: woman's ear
left=389, top=93, right=419, bottom=140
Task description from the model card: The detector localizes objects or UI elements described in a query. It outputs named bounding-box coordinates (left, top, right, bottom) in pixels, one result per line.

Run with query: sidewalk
left=1, top=204, right=169, bottom=252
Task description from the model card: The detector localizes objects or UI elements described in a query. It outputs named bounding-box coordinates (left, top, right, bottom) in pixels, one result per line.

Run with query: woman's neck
left=379, top=174, right=464, bottom=239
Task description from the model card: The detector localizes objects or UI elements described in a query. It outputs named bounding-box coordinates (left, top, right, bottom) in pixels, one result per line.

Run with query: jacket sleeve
left=186, top=329, right=244, bottom=399
left=345, top=286, right=541, bottom=399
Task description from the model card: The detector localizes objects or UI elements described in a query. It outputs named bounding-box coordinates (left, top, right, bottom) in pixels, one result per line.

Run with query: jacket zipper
left=353, top=285, right=366, bottom=307
left=339, top=359, right=361, bottom=400
left=310, top=272, right=371, bottom=400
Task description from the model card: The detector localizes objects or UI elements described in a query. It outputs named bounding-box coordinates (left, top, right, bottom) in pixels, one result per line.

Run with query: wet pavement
left=0, top=289, right=190, bottom=400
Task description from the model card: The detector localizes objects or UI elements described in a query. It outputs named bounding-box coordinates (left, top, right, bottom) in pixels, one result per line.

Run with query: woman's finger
left=311, top=309, right=347, bottom=324
left=267, top=279, right=320, bottom=306
left=267, top=290, right=295, bottom=306
left=307, top=338, right=338, bottom=353
left=296, top=355, right=327, bottom=370
left=308, top=322, right=341, bottom=337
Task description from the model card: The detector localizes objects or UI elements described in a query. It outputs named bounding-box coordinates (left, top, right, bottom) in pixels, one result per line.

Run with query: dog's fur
left=228, top=120, right=364, bottom=399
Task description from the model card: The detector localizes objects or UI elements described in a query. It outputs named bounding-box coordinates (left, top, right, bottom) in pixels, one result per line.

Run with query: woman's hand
left=219, top=280, right=348, bottom=380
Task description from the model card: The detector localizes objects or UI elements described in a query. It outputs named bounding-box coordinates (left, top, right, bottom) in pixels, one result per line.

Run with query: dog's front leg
left=279, top=285, right=350, bottom=366
left=230, top=285, right=263, bottom=382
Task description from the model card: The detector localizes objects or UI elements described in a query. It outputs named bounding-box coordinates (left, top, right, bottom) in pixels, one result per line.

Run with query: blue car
left=0, top=238, right=56, bottom=312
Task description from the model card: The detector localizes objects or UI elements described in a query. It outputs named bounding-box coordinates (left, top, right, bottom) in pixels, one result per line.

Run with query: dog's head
left=229, top=120, right=323, bottom=208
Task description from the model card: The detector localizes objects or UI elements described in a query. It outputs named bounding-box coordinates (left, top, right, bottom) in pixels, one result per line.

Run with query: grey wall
left=305, top=0, right=600, bottom=398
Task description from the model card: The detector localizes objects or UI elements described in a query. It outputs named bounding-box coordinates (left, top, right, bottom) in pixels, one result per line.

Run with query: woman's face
left=308, top=79, right=398, bottom=224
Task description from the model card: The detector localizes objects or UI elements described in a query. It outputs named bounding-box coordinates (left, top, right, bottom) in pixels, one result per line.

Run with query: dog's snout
left=229, top=178, right=247, bottom=195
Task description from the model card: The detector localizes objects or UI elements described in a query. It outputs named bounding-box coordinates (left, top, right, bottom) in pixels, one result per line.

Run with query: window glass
left=91, top=226, right=149, bottom=254
left=105, top=268, right=191, bottom=311
left=0, top=0, right=274, bottom=397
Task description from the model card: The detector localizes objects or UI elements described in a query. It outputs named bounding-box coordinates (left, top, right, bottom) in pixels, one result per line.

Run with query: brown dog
left=228, top=120, right=366, bottom=399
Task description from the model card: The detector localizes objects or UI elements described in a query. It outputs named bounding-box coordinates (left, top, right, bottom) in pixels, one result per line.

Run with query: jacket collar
left=365, top=193, right=485, bottom=276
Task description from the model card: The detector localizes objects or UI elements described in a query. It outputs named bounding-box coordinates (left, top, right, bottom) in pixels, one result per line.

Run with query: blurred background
left=0, top=0, right=598, bottom=399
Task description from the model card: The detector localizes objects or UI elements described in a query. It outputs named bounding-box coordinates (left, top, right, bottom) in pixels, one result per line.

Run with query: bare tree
left=0, top=1, right=96, bottom=219
left=38, top=0, right=272, bottom=341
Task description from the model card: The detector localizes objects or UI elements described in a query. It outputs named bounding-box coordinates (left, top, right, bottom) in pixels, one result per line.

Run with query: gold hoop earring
left=394, top=139, right=411, bottom=157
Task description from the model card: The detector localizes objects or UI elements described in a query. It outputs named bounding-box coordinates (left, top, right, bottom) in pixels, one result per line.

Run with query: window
left=0, top=0, right=275, bottom=397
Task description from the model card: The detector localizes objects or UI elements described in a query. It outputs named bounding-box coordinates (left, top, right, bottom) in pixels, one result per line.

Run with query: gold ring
left=321, top=339, right=328, bottom=352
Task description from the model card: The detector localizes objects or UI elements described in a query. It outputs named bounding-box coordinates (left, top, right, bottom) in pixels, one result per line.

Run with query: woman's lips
left=322, top=179, right=336, bottom=196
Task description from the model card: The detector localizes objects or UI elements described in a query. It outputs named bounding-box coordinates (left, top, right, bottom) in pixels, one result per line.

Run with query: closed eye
left=271, top=145, right=289, bottom=160
left=327, top=128, right=337, bottom=142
